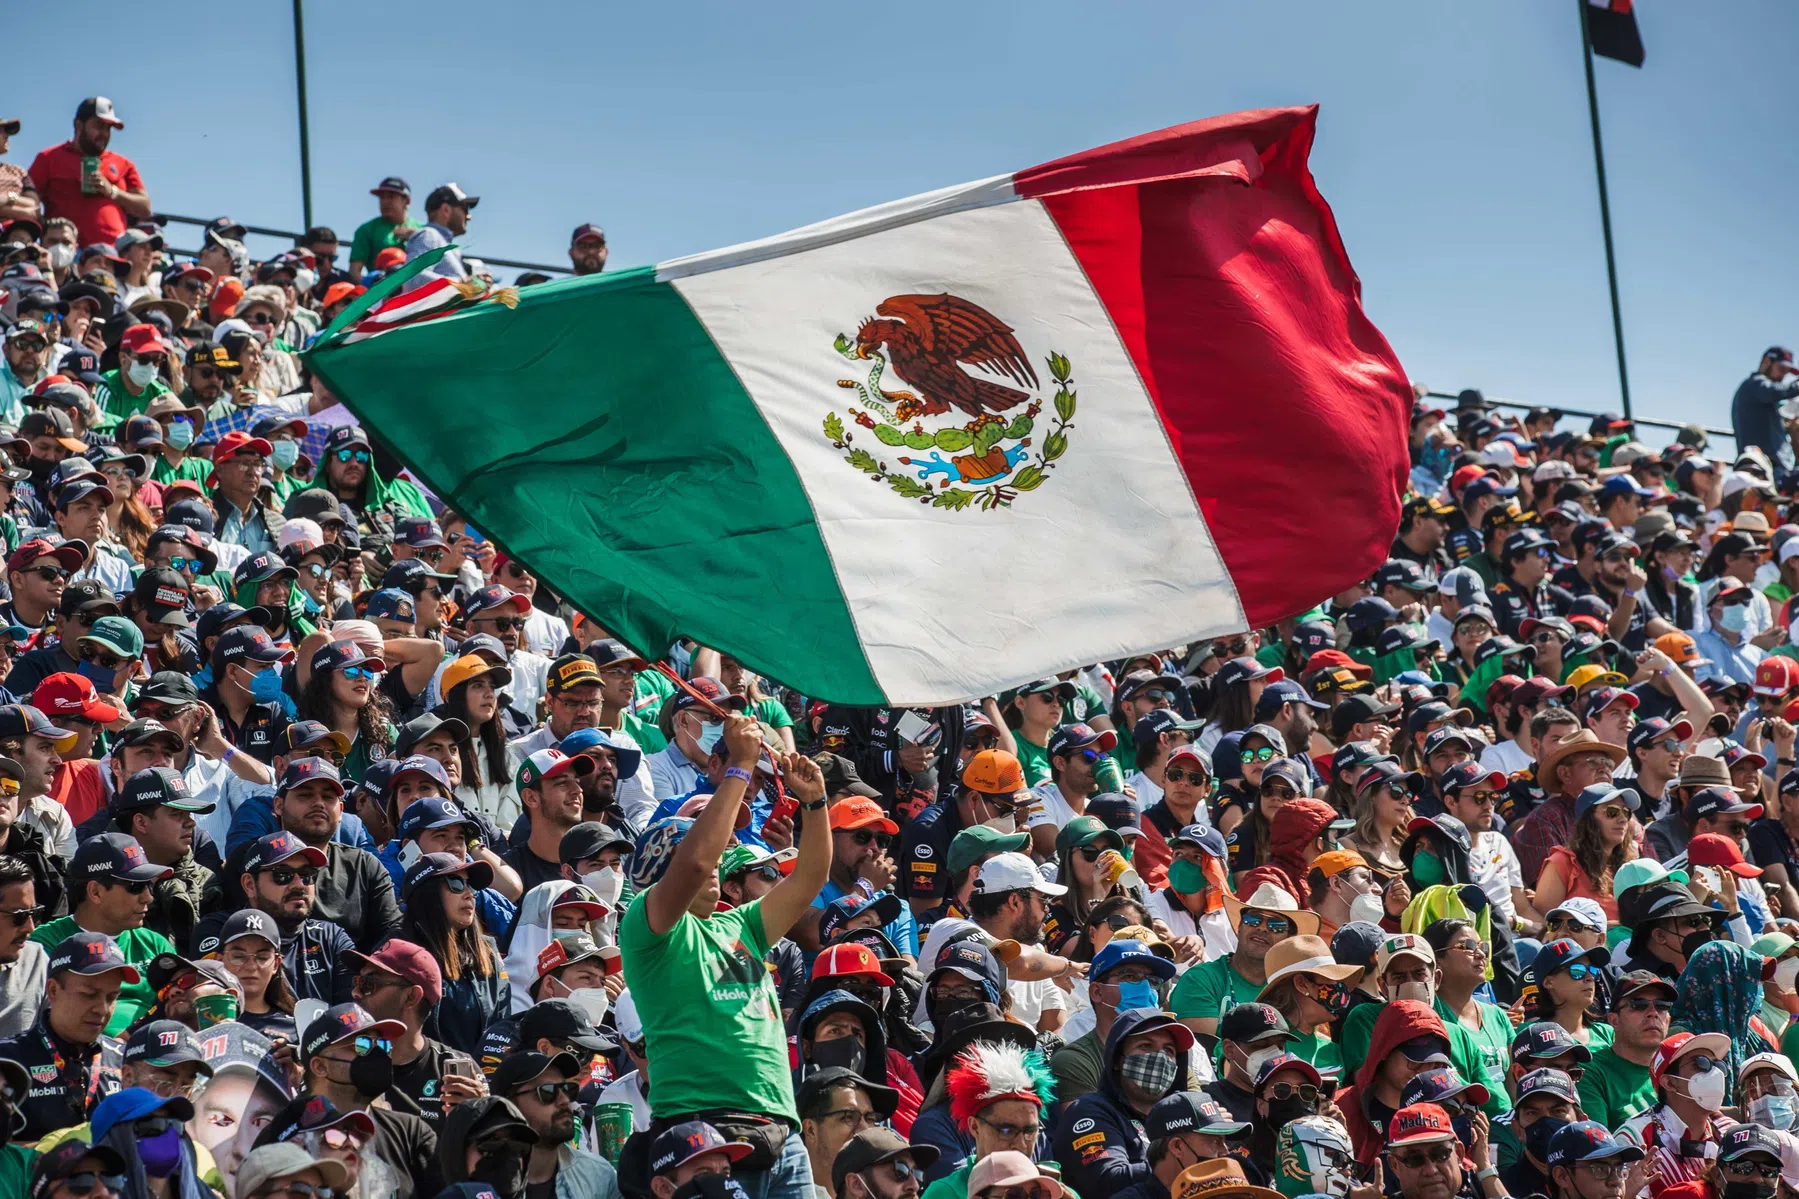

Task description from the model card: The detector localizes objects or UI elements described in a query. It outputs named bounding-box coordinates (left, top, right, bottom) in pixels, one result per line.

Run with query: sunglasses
left=28, top=565, right=67, bottom=582
left=300, top=562, right=328, bottom=578
left=108, top=879, right=152, bottom=895
left=341, top=665, right=379, bottom=681
left=1240, top=745, right=1278, bottom=764
left=1075, top=845, right=1108, bottom=862
left=58, top=1174, right=129, bottom=1197
left=318, top=1126, right=361, bottom=1150
left=1266, top=1081, right=1321, bottom=1104
left=1260, top=785, right=1298, bottom=800
left=480, top=616, right=529, bottom=632
left=1462, top=789, right=1500, bottom=806
left=1723, top=1162, right=1782, bottom=1180
left=504, top=561, right=530, bottom=578
left=334, top=447, right=371, bottom=463
left=80, top=647, right=125, bottom=669
left=1559, top=962, right=1598, bottom=982
left=1391, top=1145, right=1455, bottom=1169
left=1077, top=747, right=1110, bottom=764
left=1239, top=912, right=1295, bottom=934
left=439, top=875, right=473, bottom=894
left=514, top=1080, right=580, bottom=1104
left=244, top=311, right=276, bottom=325
left=0, top=905, right=42, bottom=924
left=1684, top=1053, right=1718, bottom=1075
left=1619, top=997, right=1673, bottom=1014
left=348, top=1034, right=391, bottom=1057
left=160, top=556, right=201, bottom=574
left=262, top=865, right=319, bottom=886
left=1137, top=688, right=1175, bottom=703
left=732, top=864, right=783, bottom=886
left=1163, top=766, right=1207, bottom=784
left=848, top=830, right=892, bottom=849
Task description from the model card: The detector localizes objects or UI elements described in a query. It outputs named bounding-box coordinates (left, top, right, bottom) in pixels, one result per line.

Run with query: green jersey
left=617, top=892, right=797, bottom=1123
left=1435, top=996, right=1517, bottom=1092
left=349, top=215, right=410, bottom=270
left=30, top=916, right=174, bottom=1035
left=1015, top=733, right=1051, bottom=788
left=1169, top=954, right=1265, bottom=1027
left=1578, top=1046, right=1655, bottom=1131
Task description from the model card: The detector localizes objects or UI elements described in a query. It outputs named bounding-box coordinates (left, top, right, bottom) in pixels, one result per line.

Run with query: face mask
left=470, top=1148, right=525, bottom=1199
left=983, top=813, right=1018, bottom=833
left=694, top=719, right=724, bottom=755
left=809, top=1035, right=866, bottom=1075
left=1681, top=929, right=1716, bottom=962
left=347, top=1051, right=392, bottom=1098
left=1523, top=1117, right=1567, bottom=1165
left=1314, top=980, right=1353, bottom=1018
left=1120, top=1048, right=1179, bottom=1100
left=674, top=1176, right=745, bottom=1199
left=1777, top=959, right=1799, bottom=992
left=1683, top=1065, right=1728, bottom=1112
left=293, top=268, right=317, bottom=295
left=46, top=244, right=75, bottom=271
left=271, top=439, right=300, bottom=471
left=1349, top=891, right=1386, bottom=925
left=1749, top=1094, right=1798, bottom=1131
left=1238, top=1044, right=1284, bottom=1082
left=127, top=360, right=160, bottom=388
left=241, top=665, right=286, bottom=704
left=1114, top=980, right=1160, bottom=1014
left=194, top=992, right=238, bottom=1027
left=583, top=867, right=624, bottom=908
left=1264, top=1096, right=1316, bottom=1129
left=264, top=604, right=290, bottom=632
left=1412, top=849, right=1448, bottom=886
left=1722, top=1183, right=1776, bottom=1199
left=166, top=419, right=195, bottom=450
left=1392, top=980, right=1433, bottom=1005
left=564, top=986, right=611, bottom=1026
left=1719, top=605, right=1750, bottom=633
left=298, top=591, right=323, bottom=617
left=1167, top=858, right=1207, bottom=895
left=137, top=1125, right=184, bottom=1177
left=76, top=659, right=116, bottom=693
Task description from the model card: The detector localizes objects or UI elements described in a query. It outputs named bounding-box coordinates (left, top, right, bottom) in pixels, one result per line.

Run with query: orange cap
left=828, top=795, right=898, bottom=835
left=1654, top=631, right=1703, bottom=666
left=1312, top=849, right=1368, bottom=878
left=961, top=749, right=1024, bottom=794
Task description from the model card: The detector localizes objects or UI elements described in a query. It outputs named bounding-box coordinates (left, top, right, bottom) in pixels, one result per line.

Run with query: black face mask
left=471, top=1148, right=525, bottom=1199
left=264, top=604, right=290, bottom=632
left=326, top=1051, right=392, bottom=1098
left=1681, top=929, right=1716, bottom=961
left=674, top=1175, right=746, bottom=1199
left=1262, top=1097, right=1316, bottom=1129
left=1721, top=1183, right=1776, bottom=1199
left=809, top=1036, right=866, bottom=1076
left=1523, top=1117, right=1568, bottom=1165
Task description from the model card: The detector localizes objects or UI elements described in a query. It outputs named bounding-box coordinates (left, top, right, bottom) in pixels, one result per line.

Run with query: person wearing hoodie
left=794, top=990, right=889, bottom=1095
left=88, top=1086, right=212, bottom=1199
left=500, top=878, right=610, bottom=1006
left=1336, top=999, right=1465, bottom=1164
left=1262, top=798, right=1355, bottom=907
left=1050, top=1008, right=1194, bottom=1199
left=437, top=1095, right=539, bottom=1199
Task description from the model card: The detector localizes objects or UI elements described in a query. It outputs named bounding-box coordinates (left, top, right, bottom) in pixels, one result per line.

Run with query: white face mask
left=46, top=243, right=75, bottom=271
left=293, top=267, right=317, bottom=295
left=582, top=868, right=624, bottom=908
left=127, top=360, right=159, bottom=387
left=1349, top=891, right=1386, bottom=925
left=1237, top=1044, right=1284, bottom=1081
left=1683, top=1065, right=1727, bottom=1112
left=1777, top=958, right=1799, bottom=993
left=561, top=985, right=610, bottom=1024
left=1390, top=980, right=1434, bottom=1005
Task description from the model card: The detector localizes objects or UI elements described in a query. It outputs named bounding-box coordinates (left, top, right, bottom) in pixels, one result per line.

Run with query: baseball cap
left=1216, top=1002, right=1294, bottom=1046
left=974, top=852, right=1067, bottom=898
left=402, top=851, right=495, bottom=901
left=1515, top=1067, right=1580, bottom=1105
left=815, top=752, right=880, bottom=799
left=1091, top=938, right=1179, bottom=982
left=962, top=749, right=1026, bottom=794
left=811, top=942, right=896, bottom=988
left=947, top=825, right=1031, bottom=876
left=1387, top=1103, right=1458, bottom=1146
left=343, top=939, right=444, bottom=1009
left=515, top=747, right=596, bottom=792
left=1546, top=1122, right=1644, bottom=1169
left=1688, top=832, right=1763, bottom=878
left=71, top=832, right=173, bottom=886
left=829, top=795, right=899, bottom=835
left=1513, top=1021, right=1594, bottom=1065
left=516, top=996, right=617, bottom=1053
left=47, top=930, right=141, bottom=982
left=243, top=830, right=327, bottom=873
left=31, top=672, right=120, bottom=725
left=832, top=1127, right=938, bottom=1198
left=113, top=766, right=215, bottom=815
left=1684, top=785, right=1763, bottom=824
left=122, top=1020, right=215, bottom=1075
left=299, top=1003, right=407, bottom=1060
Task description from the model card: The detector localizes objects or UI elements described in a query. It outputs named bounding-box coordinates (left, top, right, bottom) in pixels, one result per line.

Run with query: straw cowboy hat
left=1258, top=934, right=1365, bottom=1001
left=1537, top=728, right=1627, bottom=783
left=1222, top=882, right=1320, bottom=938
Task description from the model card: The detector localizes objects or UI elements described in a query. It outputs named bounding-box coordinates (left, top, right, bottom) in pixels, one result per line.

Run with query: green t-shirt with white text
left=618, top=891, right=797, bottom=1123
left=31, top=916, right=174, bottom=1035
left=1169, top=953, right=1265, bottom=1026
left=1015, top=734, right=1051, bottom=788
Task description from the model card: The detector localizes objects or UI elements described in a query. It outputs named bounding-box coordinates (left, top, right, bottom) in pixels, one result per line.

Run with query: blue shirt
left=403, top=222, right=468, bottom=291
left=226, top=794, right=374, bottom=855
left=1692, top=628, right=1765, bottom=686
left=1732, top=373, right=1799, bottom=462
left=376, top=840, right=517, bottom=934
left=216, top=495, right=276, bottom=555
left=810, top=877, right=919, bottom=956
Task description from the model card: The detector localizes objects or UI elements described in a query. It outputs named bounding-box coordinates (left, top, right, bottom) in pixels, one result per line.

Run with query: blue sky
left=9, top=1, right=1794, bottom=437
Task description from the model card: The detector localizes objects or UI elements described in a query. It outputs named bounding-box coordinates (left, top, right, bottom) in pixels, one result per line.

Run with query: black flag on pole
left=1586, top=0, right=1645, bottom=67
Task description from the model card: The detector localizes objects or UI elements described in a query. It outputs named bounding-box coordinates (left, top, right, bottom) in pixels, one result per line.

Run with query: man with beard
left=344, top=939, right=483, bottom=1131
left=1027, top=722, right=1116, bottom=860
left=29, top=832, right=172, bottom=1034
left=0, top=854, right=46, bottom=1036
left=968, top=851, right=1070, bottom=1032
left=1254, top=681, right=1328, bottom=783
left=111, top=766, right=213, bottom=946
left=504, top=749, right=598, bottom=893
left=28, top=97, right=151, bottom=244
left=1570, top=533, right=1653, bottom=649
left=268, top=757, right=402, bottom=951
left=460, top=584, right=552, bottom=729
left=1170, top=882, right=1312, bottom=1037
left=495, top=1050, right=621, bottom=1197
left=555, top=727, right=641, bottom=837
left=192, top=834, right=355, bottom=1006
left=300, top=1002, right=442, bottom=1199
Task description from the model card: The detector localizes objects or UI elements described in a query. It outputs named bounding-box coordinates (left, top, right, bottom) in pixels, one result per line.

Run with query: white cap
left=1534, top=460, right=1577, bottom=484
left=974, top=851, right=1067, bottom=897
left=612, top=989, right=642, bottom=1043
left=1610, top=441, right=1653, bottom=468
left=1377, top=932, right=1437, bottom=974
left=1740, top=1051, right=1799, bottom=1085
left=1722, top=470, right=1770, bottom=500
left=277, top=517, right=324, bottom=552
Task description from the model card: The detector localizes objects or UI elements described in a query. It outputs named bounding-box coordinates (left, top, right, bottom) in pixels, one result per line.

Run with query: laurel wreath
left=822, top=352, right=1075, bottom=511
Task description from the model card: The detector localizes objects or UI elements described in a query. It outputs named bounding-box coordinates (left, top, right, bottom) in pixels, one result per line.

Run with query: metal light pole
left=1578, top=0, right=1632, bottom=419
left=293, top=0, right=314, bottom=230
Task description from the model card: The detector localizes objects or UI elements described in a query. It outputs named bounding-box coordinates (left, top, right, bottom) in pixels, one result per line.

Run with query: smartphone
left=895, top=710, right=932, bottom=744
left=770, top=793, right=798, bottom=823
left=445, top=1058, right=478, bottom=1080
left=464, top=525, right=484, bottom=544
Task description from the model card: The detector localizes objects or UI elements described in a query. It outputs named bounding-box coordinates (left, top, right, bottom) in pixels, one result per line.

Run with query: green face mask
left=1167, top=858, right=1207, bottom=895
left=1412, top=849, right=1447, bottom=887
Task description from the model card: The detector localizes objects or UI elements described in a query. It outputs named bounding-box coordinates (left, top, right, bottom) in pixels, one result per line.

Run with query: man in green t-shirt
left=1578, top=971, right=1671, bottom=1130
left=92, top=322, right=173, bottom=423
left=347, top=176, right=416, bottom=280
left=1170, top=881, right=1314, bottom=1035
left=619, top=714, right=830, bottom=1195
left=29, top=831, right=175, bottom=1035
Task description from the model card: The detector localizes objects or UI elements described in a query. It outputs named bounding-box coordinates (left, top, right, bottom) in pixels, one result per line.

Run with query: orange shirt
left=1542, top=845, right=1621, bottom=923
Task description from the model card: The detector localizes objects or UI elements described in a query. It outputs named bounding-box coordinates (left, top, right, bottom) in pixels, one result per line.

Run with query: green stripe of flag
left=306, top=266, right=885, bottom=703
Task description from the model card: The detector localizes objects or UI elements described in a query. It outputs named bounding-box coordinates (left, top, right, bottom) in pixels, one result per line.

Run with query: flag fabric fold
left=305, top=104, right=1410, bottom=706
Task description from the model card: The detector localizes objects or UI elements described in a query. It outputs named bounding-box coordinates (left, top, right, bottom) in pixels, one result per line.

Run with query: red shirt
left=26, top=141, right=143, bottom=245
left=50, top=758, right=108, bottom=828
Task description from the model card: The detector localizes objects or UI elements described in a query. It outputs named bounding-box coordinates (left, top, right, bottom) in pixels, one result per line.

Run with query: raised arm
left=643, top=713, right=757, bottom=935
left=756, top=753, right=831, bottom=943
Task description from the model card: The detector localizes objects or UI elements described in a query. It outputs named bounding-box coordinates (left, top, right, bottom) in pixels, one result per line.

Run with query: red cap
left=213, top=431, right=274, bottom=464
left=32, top=672, right=120, bottom=724
left=1756, top=657, right=1799, bottom=698
left=374, top=247, right=407, bottom=269
left=1304, top=649, right=1371, bottom=679
left=118, top=323, right=170, bottom=357
left=1388, top=1103, right=1459, bottom=1146
left=828, top=795, right=899, bottom=836
left=343, top=938, right=443, bottom=1008
left=810, top=942, right=895, bottom=988
left=1449, top=465, right=1487, bottom=498
left=1687, top=832, right=1763, bottom=878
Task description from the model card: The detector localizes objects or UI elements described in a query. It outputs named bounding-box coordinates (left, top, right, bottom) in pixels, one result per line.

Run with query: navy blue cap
left=1214, top=657, right=1282, bottom=688
left=1372, top=559, right=1435, bottom=593
left=819, top=892, right=903, bottom=943
left=402, top=851, right=494, bottom=900
left=1512, top=1020, right=1594, bottom=1064
left=1399, top=1065, right=1492, bottom=1110
left=47, top=930, right=141, bottom=981
left=1719, top=1124, right=1785, bottom=1164
left=1170, top=824, right=1227, bottom=858
left=649, top=1121, right=753, bottom=1177
left=1331, top=921, right=1387, bottom=966
left=1463, top=477, right=1518, bottom=504
left=926, top=939, right=1006, bottom=995
left=300, top=1002, right=406, bottom=1060
left=1574, top=783, right=1639, bottom=824
left=212, top=625, right=291, bottom=669
left=1516, top=1067, right=1581, bottom=1104
left=310, top=640, right=385, bottom=676
left=392, top=517, right=446, bottom=548
left=113, top=766, right=214, bottom=814
left=123, top=1020, right=214, bottom=1073
left=1047, top=721, right=1118, bottom=759
left=1526, top=938, right=1610, bottom=987
left=243, top=830, right=326, bottom=872
left=1084, top=793, right=1140, bottom=835
left=1376, top=624, right=1439, bottom=657
left=233, top=550, right=296, bottom=587
left=1255, top=679, right=1327, bottom=716
left=1437, top=760, right=1505, bottom=795
left=1133, top=707, right=1202, bottom=747
left=381, top=558, right=455, bottom=590
left=365, top=588, right=417, bottom=623
left=398, top=794, right=475, bottom=842
left=1090, top=938, right=1178, bottom=982
left=1546, top=1121, right=1644, bottom=1168
left=278, top=755, right=344, bottom=795
left=1422, top=725, right=1477, bottom=757
left=1331, top=741, right=1393, bottom=777
left=72, top=831, right=173, bottom=885
left=1144, top=1093, right=1250, bottom=1140
left=1600, top=475, right=1657, bottom=501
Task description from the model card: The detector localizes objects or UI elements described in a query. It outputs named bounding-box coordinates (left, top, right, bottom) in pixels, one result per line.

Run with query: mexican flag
left=307, top=105, right=1411, bottom=706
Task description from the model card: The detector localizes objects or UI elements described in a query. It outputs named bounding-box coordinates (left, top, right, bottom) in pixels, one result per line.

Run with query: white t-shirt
left=1146, top=887, right=1237, bottom=960
left=1127, top=771, right=1162, bottom=814
left=1027, top=781, right=1082, bottom=831
left=1009, top=977, right=1066, bottom=1030
left=1478, top=739, right=1531, bottom=778
left=1468, top=829, right=1523, bottom=923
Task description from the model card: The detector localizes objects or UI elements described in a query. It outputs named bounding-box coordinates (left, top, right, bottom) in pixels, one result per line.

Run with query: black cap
left=396, top=711, right=470, bottom=756
left=491, top=1050, right=581, bottom=1098
left=794, top=1065, right=900, bottom=1120
left=112, top=765, right=213, bottom=814
left=832, top=1128, right=937, bottom=1198
left=31, top=1139, right=128, bottom=1199
left=558, top=821, right=632, bottom=865
left=1145, top=1091, right=1251, bottom=1140
left=135, top=671, right=200, bottom=709
left=1511, top=1020, right=1594, bottom=1064
left=1217, top=1003, right=1295, bottom=1046
left=515, top=997, right=615, bottom=1052
left=123, top=1020, right=215, bottom=1074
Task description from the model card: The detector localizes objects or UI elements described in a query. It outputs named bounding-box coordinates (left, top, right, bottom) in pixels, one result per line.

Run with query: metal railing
left=1421, top=389, right=1736, bottom=453
left=149, top=211, right=573, bottom=279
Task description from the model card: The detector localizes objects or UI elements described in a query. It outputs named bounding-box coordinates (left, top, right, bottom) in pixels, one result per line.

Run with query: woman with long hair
left=1340, top=760, right=1417, bottom=891
left=1641, top=532, right=1701, bottom=635
left=1216, top=725, right=1284, bottom=838
left=1043, top=818, right=1128, bottom=962
left=1523, top=937, right=1613, bottom=1051
left=400, top=853, right=508, bottom=1057
left=1198, top=657, right=1275, bottom=756
left=1533, top=787, right=1637, bottom=922
left=1324, top=742, right=1385, bottom=815
left=96, top=447, right=159, bottom=560
left=296, top=641, right=395, bottom=784
left=212, top=913, right=297, bottom=1041
left=440, top=654, right=520, bottom=828
left=1226, top=755, right=1308, bottom=878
